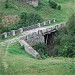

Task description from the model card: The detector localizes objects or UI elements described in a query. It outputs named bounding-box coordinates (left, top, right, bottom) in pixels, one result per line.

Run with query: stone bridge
left=19, top=22, right=65, bottom=58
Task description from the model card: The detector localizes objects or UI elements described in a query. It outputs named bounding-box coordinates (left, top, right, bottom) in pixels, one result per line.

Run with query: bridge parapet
left=38, top=22, right=65, bottom=35
left=0, top=18, right=56, bottom=39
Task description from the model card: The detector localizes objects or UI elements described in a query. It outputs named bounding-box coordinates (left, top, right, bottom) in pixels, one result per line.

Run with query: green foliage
left=49, top=0, right=57, bottom=9
left=18, top=12, right=43, bottom=28
left=55, top=14, right=75, bottom=57
left=49, top=0, right=61, bottom=10
left=0, top=17, right=2, bottom=33
left=0, top=24, right=4, bottom=33
left=5, top=0, right=18, bottom=10
left=66, top=14, right=75, bottom=35
left=33, top=43, right=48, bottom=59
left=49, top=0, right=51, bottom=3
left=57, top=5, right=61, bottom=10
left=5, top=0, right=9, bottom=9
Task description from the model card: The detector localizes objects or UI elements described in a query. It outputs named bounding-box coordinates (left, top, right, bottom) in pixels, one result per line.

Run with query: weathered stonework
left=18, top=22, right=65, bottom=58
left=21, top=0, right=39, bottom=7
left=19, top=39, right=40, bottom=58
left=2, top=15, right=19, bottom=26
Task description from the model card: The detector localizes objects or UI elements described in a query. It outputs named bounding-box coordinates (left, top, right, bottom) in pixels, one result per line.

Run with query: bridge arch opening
left=44, top=32, right=57, bottom=56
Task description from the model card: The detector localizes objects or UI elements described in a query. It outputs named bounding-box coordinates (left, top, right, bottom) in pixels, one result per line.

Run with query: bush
left=0, top=17, right=4, bottom=33
left=33, top=43, right=48, bottom=59
left=54, top=14, right=75, bottom=57
left=57, top=5, right=61, bottom=10
left=5, top=0, right=18, bottom=10
left=49, top=0, right=57, bottom=9
left=49, top=0, right=61, bottom=10
left=49, top=0, right=51, bottom=3
left=50, top=1, right=57, bottom=9
left=18, top=12, right=43, bottom=28
left=5, top=0, right=9, bottom=9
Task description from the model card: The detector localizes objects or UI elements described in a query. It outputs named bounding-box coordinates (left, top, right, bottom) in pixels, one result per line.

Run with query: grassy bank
left=0, top=42, right=75, bottom=75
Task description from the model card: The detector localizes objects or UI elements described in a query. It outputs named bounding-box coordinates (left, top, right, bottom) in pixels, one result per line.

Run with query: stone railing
left=40, top=22, right=65, bottom=35
left=0, top=18, right=56, bottom=39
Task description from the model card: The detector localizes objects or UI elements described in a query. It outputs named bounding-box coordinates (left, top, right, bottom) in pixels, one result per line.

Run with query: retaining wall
left=19, top=39, right=40, bottom=58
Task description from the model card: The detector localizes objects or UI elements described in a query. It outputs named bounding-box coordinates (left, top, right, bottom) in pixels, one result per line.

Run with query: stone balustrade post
left=3, top=32, right=7, bottom=38
left=48, top=20, right=51, bottom=24
left=43, top=21, right=46, bottom=25
left=19, top=28, right=23, bottom=33
left=61, top=23, right=64, bottom=27
left=38, top=30, right=43, bottom=35
left=53, top=18, right=56, bottom=22
left=55, top=25, right=59, bottom=30
left=38, top=23, right=41, bottom=27
left=11, top=30, right=16, bottom=36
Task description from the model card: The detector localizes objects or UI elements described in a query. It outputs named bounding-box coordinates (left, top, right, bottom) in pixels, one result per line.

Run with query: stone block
left=19, top=28, right=23, bottom=33
left=3, top=32, right=7, bottom=38
left=11, top=30, right=16, bottom=36
left=48, top=20, right=51, bottom=24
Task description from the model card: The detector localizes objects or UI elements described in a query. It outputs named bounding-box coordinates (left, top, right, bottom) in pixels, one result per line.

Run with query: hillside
left=0, top=0, right=75, bottom=75
left=0, top=42, right=75, bottom=75
left=0, top=0, right=74, bottom=22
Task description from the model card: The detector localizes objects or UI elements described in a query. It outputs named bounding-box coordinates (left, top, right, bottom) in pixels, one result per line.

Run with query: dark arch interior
left=44, top=32, right=56, bottom=56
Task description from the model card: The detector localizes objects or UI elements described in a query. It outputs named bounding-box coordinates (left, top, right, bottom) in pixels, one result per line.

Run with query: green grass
left=0, top=42, right=75, bottom=75
left=8, top=42, right=33, bottom=58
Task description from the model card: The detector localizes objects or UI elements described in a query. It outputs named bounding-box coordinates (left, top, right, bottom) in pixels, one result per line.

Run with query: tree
left=55, top=14, right=75, bottom=57
left=66, top=14, right=75, bottom=35
left=18, top=12, right=43, bottom=28
left=5, top=0, right=9, bottom=9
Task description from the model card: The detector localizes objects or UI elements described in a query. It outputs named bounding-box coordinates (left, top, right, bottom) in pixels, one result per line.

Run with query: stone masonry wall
left=19, top=39, right=40, bottom=58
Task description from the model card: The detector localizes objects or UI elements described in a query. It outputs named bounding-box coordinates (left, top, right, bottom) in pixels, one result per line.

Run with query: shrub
left=5, top=0, right=9, bottom=9
left=18, top=12, right=43, bottom=28
left=49, top=0, right=57, bottom=9
left=0, top=17, right=4, bottom=33
left=33, top=43, right=48, bottom=59
left=5, top=0, right=18, bottom=10
left=54, top=14, right=75, bottom=57
left=49, top=0, right=61, bottom=10
left=57, top=5, right=61, bottom=10
left=49, top=0, right=51, bottom=3
left=50, top=1, right=57, bottom=9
